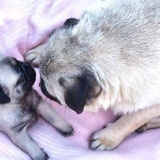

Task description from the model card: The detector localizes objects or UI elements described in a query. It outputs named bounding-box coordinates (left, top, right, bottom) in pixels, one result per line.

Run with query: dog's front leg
left=38, top=100, right=74, bottom=137
left=7, top=129, right=48, bottom=160
left=90, top=105, right=160, bottom=150
left=24, top=43, right=46, bottom=67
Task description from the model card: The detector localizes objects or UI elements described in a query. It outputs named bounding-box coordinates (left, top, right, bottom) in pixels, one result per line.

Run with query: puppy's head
left=39, top=18, right=102, bottom=114
left=0, top=55, right=36, bottom=104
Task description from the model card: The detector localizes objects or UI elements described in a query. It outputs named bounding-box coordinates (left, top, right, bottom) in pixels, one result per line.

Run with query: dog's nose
left=16, top=60, right=34, bottom=73
left=17, top=60, right=32, bottom=68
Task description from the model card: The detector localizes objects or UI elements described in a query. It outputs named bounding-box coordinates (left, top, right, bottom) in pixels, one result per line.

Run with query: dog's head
left=39, top=18, right=102, bottom=114
left=0, top=55, right=36, bottom=104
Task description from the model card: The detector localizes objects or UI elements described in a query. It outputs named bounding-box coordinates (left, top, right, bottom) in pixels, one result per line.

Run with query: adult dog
left=25, top=0, right=160, bottom=150
left=0, top=55, right=73, bottom=160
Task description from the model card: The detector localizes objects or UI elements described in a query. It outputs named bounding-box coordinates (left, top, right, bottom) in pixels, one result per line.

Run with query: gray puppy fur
left=25, top=0, right=160, bottom=150
left=0, top=55, right=73, bottom=160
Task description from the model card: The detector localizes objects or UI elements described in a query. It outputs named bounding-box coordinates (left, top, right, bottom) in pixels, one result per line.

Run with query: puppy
left=0, top=55, right=73, bottom=160
left=25, top=0, right=160, bottom=150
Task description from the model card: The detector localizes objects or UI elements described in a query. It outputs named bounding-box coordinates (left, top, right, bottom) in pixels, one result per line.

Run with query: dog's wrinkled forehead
left=0, top=56, right=18, bottom=84
left=40, top=34, right=91, bottom=78
left=0, top=56, right=17, bottom=72
left=0, top=55, right=17, bottom=67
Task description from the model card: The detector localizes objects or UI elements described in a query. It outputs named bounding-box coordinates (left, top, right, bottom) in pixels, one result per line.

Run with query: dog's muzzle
left=39, top=79, right=61, bottom=104
left=16, top=60, right=36, bottom=89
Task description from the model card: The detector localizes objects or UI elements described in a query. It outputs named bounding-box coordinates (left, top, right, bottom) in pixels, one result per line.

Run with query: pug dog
left=25, top=0, right=160, bottom=150
left=0, top=55, right=73, bottom=160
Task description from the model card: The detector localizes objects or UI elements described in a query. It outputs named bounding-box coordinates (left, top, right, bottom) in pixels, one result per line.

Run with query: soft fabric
left=0, top=0, right=159, bottom=160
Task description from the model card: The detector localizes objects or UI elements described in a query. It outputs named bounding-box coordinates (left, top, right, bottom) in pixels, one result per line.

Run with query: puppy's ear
left=0, top=86, right=10, bottom=104
left=63, top=18, right=79, bottom=28
left=59, top=71, right=101, bottom=114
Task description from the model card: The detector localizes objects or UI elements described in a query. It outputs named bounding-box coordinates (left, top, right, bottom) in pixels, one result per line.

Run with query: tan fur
left=25, top=0, right=160, bottom=150
left=91, top=105, right=160, bottom=150
left=0, top=55, right=73, bottom=159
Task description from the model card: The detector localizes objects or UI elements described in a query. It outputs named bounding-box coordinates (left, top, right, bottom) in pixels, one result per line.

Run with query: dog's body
left=0, top=55, right=73, bottom=160
left=25, top=0, right=160, bottom=150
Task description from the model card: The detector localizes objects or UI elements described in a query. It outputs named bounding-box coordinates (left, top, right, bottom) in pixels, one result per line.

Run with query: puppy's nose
left=18, top=61, right=31, bottom=67
left=17, top=61, right=33, bottom=71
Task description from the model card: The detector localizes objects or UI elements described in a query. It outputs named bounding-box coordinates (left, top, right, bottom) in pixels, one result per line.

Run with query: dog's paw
left=32, top=151, right=49, bottom=160
left=89, top=127, right=123, bottom=151
left=24, top=48, right=41, bottom=67
left=24, top=43, right=46, bottom=67
left=56, top=124, right=74, bottom=137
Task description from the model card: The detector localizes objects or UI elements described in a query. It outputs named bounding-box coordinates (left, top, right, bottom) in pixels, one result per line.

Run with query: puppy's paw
left=90, top=127, right=123, bottom=151
left=32, top=151, right=49, bottom=160
left=56, top=124, right=74, bottom=137
left=44, top=153, right=49, bottom=160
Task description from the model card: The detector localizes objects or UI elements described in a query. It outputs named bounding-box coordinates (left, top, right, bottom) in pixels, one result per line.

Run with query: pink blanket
left=0, top=0, right=159, bottom=160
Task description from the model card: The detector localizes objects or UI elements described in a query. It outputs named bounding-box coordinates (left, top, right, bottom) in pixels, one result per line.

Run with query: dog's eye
left=16, top=89, right=21, bottom=94
left=16, top=66, right=21, bottom=72
left=59, top=78, right=65, bottom=88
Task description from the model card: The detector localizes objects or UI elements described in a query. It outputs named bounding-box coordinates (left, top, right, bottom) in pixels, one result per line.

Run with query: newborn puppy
left=25, top=0, right=160, bottom=150
left=0, top=55, right=73, bottom=160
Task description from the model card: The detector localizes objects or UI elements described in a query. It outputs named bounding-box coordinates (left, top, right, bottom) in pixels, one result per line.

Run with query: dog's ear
left=49, top=18, right=79, bottom=37
left=63, top=18, right=79, bottom=28
left=0, top=86, right=10, bottom=104
left=59, top=71, right=101, bottom=114
left=60, top=76, right=88, bottom=114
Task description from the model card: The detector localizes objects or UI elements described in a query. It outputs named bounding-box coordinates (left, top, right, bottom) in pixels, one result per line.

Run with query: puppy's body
left=0, top=56, right=73, bottom=160
left=25, top=0, right=160, bottom=150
